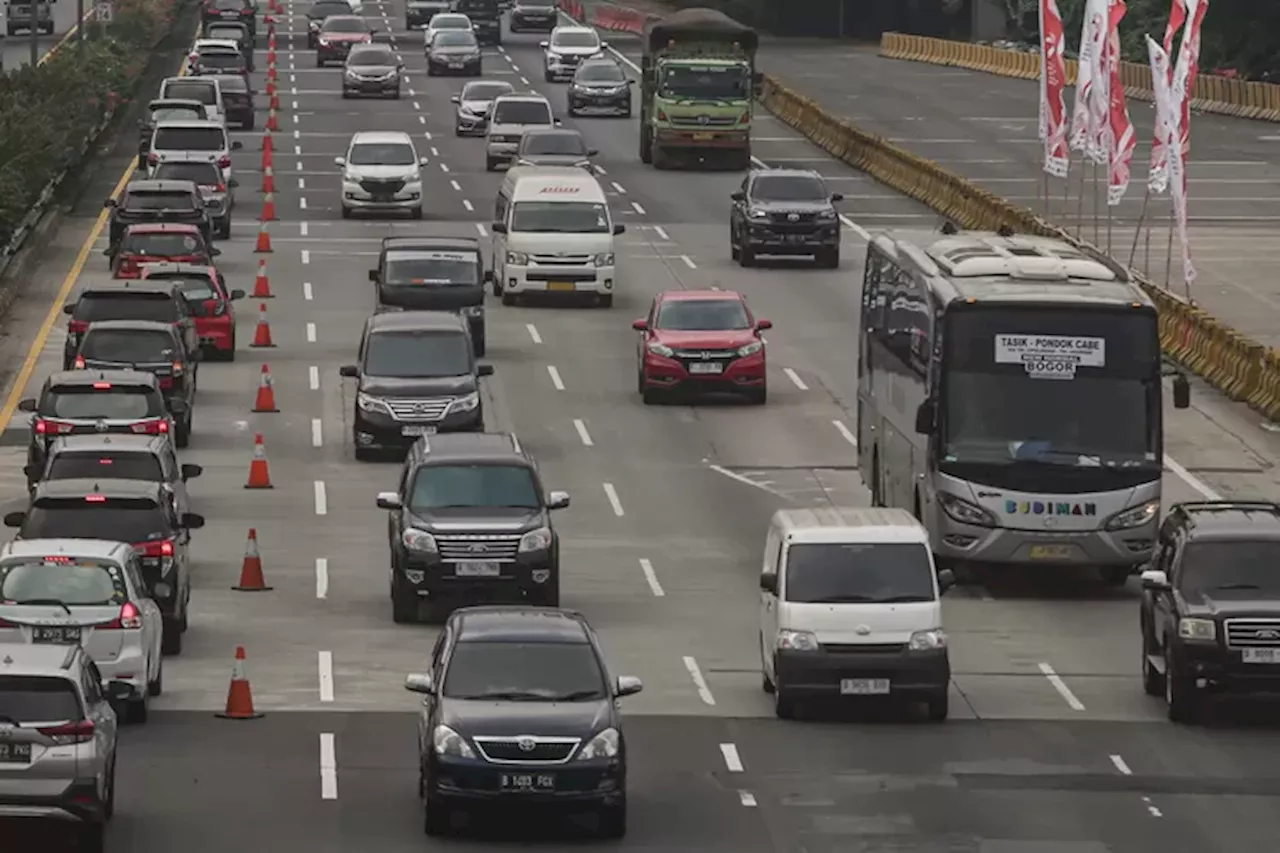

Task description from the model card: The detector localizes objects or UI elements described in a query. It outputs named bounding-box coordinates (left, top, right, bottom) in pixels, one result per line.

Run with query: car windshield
left=432, top=15, right=468, bottom=27
left=434, top=31, right=476, bottom=46
left=463, top=82, right=511, bottom=101
left=349, top=143, right=415, bottom=165
left=783, top=543, right=936, bottom=604
left=323, top=17, right=367, bottom=31
left=659, top=63, right=749, bottom=99
left=74, top=294, right=178, bottom=323
left=150, top=106, right=204, bottom=123
left=47, top=452, right=164, bottom=482
left=521, top=133, right=587, bottom=155
left=384, top=251, right=479, bottom=285
left=1178, top=541, right=1280, bottom=591
left=363, top=331, right=471, bottom=378
left=0, top=676, right=82, bottom=723
left=492, top=100, right=551, bottom=125
left=442, top=641, right=607, bottom=701
left=511, top=201, right=608, bottom=233
left=751, top=175, right=827, bottom=202
left=0, top=561, right=127, bottom=607
left=24, top=500, right=169, bottom=543
left=125, top=191, right=195, bottom=212
left=409, top=464, right=540, bottom=510
left=552, top=30, right=597, bottom=48
left=162, top=81, right=215, bottom=104
left=152, top=163, right=221, bottom=186
left=154, top=127, right=225, bottom=152
left=121, top=232, right=205, bottom=256
left=578, top=64, right=624, bottom=83
left=350, top=46, right=393, bottom=64
left=79, top=329, right=177, bottom=364
left=40, top=387, right=162, bottom=420
left=656, top=299, right=751, bottom=331
left=196, top=53, right=243, bottom=69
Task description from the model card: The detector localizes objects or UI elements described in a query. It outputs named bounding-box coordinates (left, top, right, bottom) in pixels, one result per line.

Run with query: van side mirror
left=612, top=224, right=625, bottom=235
left=937, top=568, right=955, bottom=593
left=62, top=303, right=76, bottom=315
left=615, top=675, right=643, bottom=697
left=368, top=269, right=378, bottom=282
left=1172, top=374, right=1190, bottom=409
left=181, top=513, right=206, bottom=530
left=3, top=512, right=25, bottom=528
left=491, top=222, right=507, bottom=234
left=914, top=400, right=934, bottom=435
left=539, top=40, right=548, bottom=48
left=17, top=398, right=36, bottom=412
left=477, top=364, right=495, bottom=377
left=759, top=572, right=777, bottom=594
left=334, top=156, right=346, bottom=167
left=376, top=491, right=403, bottom=510
left=730, top=191, right=745, bottom=202
left=1140, top=568, right=1171, bottom=591
left=181, top=463, right=203, bottom=481
left=339, top=365, right=359, bottom=378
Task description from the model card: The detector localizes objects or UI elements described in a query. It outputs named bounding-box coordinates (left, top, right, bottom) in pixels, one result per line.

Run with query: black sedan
left=343, top=43, right=403, bottom=98
left=426, top=30, right=481, bottom=77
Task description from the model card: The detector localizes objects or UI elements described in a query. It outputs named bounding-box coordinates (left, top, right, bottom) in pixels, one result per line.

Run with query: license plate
left=1242, top=648, right=1280, bottom=664
left=455, top=561, right=499, bottom=577
left=692, top=132, right=714, bottom=141
left=1028, top=545, right=1073, bottom=560
left=0, top=743, right=32, bottom=763
left=547, top=281, right=575, bottom=292
left=500, top=772, right=555, bottom=791
left=372, top=193, right=395, bottom=203
left=402, top=425, right=436, bottom=437
left=840, top=678, right=890, bottom=695
left=220, top=9, right=238, bottom=15
left=688, top=362, right=723, bottom=374
left=449, top=62, right=464, bottom=68
left=32, top=625, right=81, bottom=644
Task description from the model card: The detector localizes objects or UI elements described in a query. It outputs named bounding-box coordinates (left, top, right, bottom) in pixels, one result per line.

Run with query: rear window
left=73, top=293, right=179, bottom=323
left=492, top=100, right=551, bottom=125
left=323, top=17, right=367, bottom=32
left=384, top=251, right=479, bottom=285
left=171, top=277, right=221, bottom=304
left=47, top=452, right=164, bottom=482
left=309, top=1, right=350, bottom=16
left=162, top=81, right=216, bottom=105
left=79, top=328, right=179, bottom=364
left=40, top=386, right=164, bottom=420
left=196, top=52, right=244, bottom=70
left=205, top=26, right=246, bottom=41
left=153, top=126, right=226, bottom=151
left=150, top=106, right=205, bottom=123
left=24, top=499, right=170, bottom=543
left=213, top=75, right=249, bottom=93
left=121, top=232, right=205, bottom=257
left=0, top=676, right=82, bottom=723
left=152, top=162, right=222, bottom=186
left=123, top=191, right=196, bottom=212
left=0, top=560, right=128, bottom=606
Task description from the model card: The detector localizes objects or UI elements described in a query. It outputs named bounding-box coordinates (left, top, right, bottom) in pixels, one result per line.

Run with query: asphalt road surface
left=3, top=6, right=1280, bottom=850
left=0, top=0, right=85, bottom=69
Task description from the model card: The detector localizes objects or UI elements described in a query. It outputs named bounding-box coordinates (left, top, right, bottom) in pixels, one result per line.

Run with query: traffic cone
left=267, top=63, right=278, bottom=82
left=254, top=222, right=272, bottom=253
left=261, top=131, right=273, bottom=154
left=265, top=79, right=276, bottom=98
left=269, top=91, right=281, bottom=112
left=250, top=304, right=276, bottom=349
left=260, top=192, right=277, bottom=222
left=215, top=647, right=264, bottom=719
left=244, top=432, right=273, bottom=488
left=266, top=108, right=279, bottom=132
left=252, top=259, right=273, bottom=298
left=252, top=364, right=279, bottom=413
left=232, top=529, right=274, bottom=590
left=261, top=164, right=275, bottom=194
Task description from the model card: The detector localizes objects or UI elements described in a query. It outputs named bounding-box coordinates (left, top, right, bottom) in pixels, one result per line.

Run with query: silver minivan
left=158, top=76, right=227, bottom=124
left=484, top=93, right=556, bottom=172
left=147, top=119, right=242, bottom=186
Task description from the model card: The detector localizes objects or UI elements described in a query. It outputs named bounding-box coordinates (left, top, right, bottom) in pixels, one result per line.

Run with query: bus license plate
left=547, top=281, right=575, bottom=292
left=32, top=625, right=81, bottom=644
left=1242, top=648, right=1280, bottom=664
left=688, top=362, right=723, bottom=374
left=454, top=562, right=499, bottom=577
left=1028, top=545, right=1073, bottom=560
left=0, top=743, right=32, bottom=763
left=402, top=425, right=436, bottom=437
left=841, top=679, right=890, bottom=695
left=501, top=773, right=555, bottom=791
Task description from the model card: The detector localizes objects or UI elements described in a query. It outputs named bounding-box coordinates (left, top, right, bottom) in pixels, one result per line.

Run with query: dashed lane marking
left=306, top=322, right=316, bottom=343
left=573, top=418, right=593, bottom=447
left=318, top=651, right=334, bottom=702
left=783, top=368, right=808, bottom=391
left=302, top=281, right=313, bottom=300
left=546, top=365, right=564, bottom=390
left=309, top=365, right=319, bottom=391
left=719, top=743, right=743, bottom=771
left=315, top=557, right=328, bottom=599
left=319, top=733, right=338, bottom=799
left=638, top=558, right=664, bottom=596
left=1038, top=662, right=1085, bottom=711
left=684, top=656, right=715, bottom=705
left=630, top=201, right=646, bottom=215
left=832, top=420, right=857, bottom=448
left=525, top=323, right=542, bottom=344
left=680, top=254, right=696, bottom=269
left=311, top=418, right=322, bottom=448
left=602, top=482, right=624, bottom=517
left=314, top=480, right=328, bottom=516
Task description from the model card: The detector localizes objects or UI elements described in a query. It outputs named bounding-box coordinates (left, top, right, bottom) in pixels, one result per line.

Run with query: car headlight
left=433, top=725, right=475, bottom=758
left=507, top=251, right=528, bottom=265
left=519, top=525, right=552, bottom=553
left=908, top=628, right=947, bottom=651
left=593, top=252, right=613, bottom=266
left=748, top=208, right=768, bottom=220
left=344, top=68, right=357, bottom=78
left=402, top=529, right=438, bottom=552
left=1104, top=500, right=1159, bottom=531
left=937, top=491, right=997, bottom=527
left=576, top=727, right=619, bottom=760
left=356, top=391, right=389, bottom=413
left=776, top=629, right=819, bottom=651
left=546, top=52, right=560, bottom=62
left=447, top=391, right=480, bottom=414
left=1178, top=618, right=1216, bottom=642
left=646, top=341, right=674, bottom=357
left=737, top=340, right=763, bottom=357
left=318, top=38, right=330, bottom=46
left=818, top=209, right=837, bottom=220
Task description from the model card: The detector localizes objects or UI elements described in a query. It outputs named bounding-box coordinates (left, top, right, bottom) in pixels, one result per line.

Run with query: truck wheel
left=652, top=145, right=669, bottom=170
left=1164, top=645, right=1199, bottom=723
left=639, top=127, right=652, bottom=164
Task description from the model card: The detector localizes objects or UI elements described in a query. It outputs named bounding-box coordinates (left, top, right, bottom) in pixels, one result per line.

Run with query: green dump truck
left=638, top=8, right=760, bottom=170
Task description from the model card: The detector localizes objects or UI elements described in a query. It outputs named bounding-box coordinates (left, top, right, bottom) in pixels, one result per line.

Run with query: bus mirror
left=1172, top=374, right=1190, bottom=409
left=914, top=400, right=934, bottom=435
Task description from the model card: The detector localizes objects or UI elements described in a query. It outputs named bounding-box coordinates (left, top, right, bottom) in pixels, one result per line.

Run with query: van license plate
left=32, top=626, right=81, bottom=644
left=1242, top=648, right=1280, bottom=664
left=1028, top=545, right=1073, bottom=560
left=841, top=679, right=890, bottom=695
left=455, top=562, right=499, bottom=577
left=547, top=281, right=575, bottom=292
left=402, top=425, right=436, bottom=437
left=0, top=743, right=32, bottom=763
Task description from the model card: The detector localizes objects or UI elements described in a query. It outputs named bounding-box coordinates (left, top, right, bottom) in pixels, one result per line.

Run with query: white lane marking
left=298, top=177, right=305, bottom=189
left=1110, top=754, right=1132, bottom=775
left=519, top=75, right=529, bottom=85
left=475, top=222, right=487, bottom=237
left=832, top=420, right=858, bottom=448
left=315, top=557, right=328, bottom=599
left=299, top=197, right=307, bottom=210
left=314, top=480, right=328, bottom=516
left=462, top=199, right=473, bottom=211
left=547, top=365, right=564, bottom=390
left=292, top=100, right=299, bottom=109
left=300, top=222, right=308, bottom=236
left=719, top=743, right=743, bottom=772
left=319, top=733, right=338, bottom=799
left=450, top=179, right=462, bottom=191
left=739, top=791, right=758, bottom=807
left=594, top=165, right=607, bottom=175
left=311, top=418, right=322, bottom=448
left=630, top=201, right=646, bottom=215
left=424, top=130, right=432, bottom=139
left=301, top=249, right=311, bottom=264
left=306, top=322, right=316, bottom=343
left=413, top=100, right=421, bottom=109
left=602, top=482, right=624, bottom=517
left=294, top=144, right=301, bottom=155
left=684, top=656, right=715, bottom=705
left=309, top=365, right=319, bottom=391
left=708, top=464, right=790, bottom=499
left=296, top=161, right=304, bottom=172
left=610, top=181, right=627, bottom=194
left=318, top=651, right=334, bottom=702
left=654, top=225, right=670, bottom=240
left=638, top=558, right=664, bottom=596
left=1144, top=796, right=1163, bottom=818
left=573, top=418, right=593, bottom=447
left=526, top=323, right=542, bottom=344
left=430, top=147, right=439, bottom=157
left=783, top=368, right=808, bottom=390
left=1038, top=662, right=1085, bottom=711
left=1162, top=454, right=1221, bottom=499
left=439, top=162, right=450, bottom=173
left=419, top=115, right=426, bottom=124
left=302, top=281, right=313, bottom=300
left=679, top=254, right=697, bottom=269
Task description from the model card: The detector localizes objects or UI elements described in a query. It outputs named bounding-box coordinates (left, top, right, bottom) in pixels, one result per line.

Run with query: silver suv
left=484, top=93, right=555, bottom=172
left=0, top=642, right=127, bottom=848
left=146, top=119, right=241, bottom=186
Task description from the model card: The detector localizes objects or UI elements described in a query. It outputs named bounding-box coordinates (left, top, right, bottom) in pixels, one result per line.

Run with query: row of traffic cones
left=253, top=13, right=282, bottom=253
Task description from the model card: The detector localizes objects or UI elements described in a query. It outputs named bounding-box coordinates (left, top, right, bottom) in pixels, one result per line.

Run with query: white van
left=491, top=166, right=623, bottom=308
left=158, top=76, right=226, bottom=125
left=758, top=507, right=954, bottom=721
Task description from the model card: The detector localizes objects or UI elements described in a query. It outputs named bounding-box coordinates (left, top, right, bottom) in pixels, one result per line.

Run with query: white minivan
left=491, top=166, right=623, bottom=307
left=758, top=507, right=954, bottom=721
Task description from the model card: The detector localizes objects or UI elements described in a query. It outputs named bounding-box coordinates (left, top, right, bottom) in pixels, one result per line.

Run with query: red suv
left=141, top=263, right=244, bottom=360
left=633, top=290, right=771, bottom=404
left=108, top=224, right=218, bottom=279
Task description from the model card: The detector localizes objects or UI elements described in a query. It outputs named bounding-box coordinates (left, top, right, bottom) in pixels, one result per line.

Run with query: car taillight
left=73, top=355, right=85, bottom=369
left=100, top=601, right=143, bottom=631
left=134, top=540, right=174, bottom=559
left=68, top=320, right=89, bottom=334
left=218, top=155, right=231, bottom=168
left=34, top=419, right=75, bottom=436
left=38, top=720, right=96, bottom=745
left=130, top=419, right=169, bottom=435
left=215, top=183, right=227, bottom=192
left=172, top=360, right=185, bottom=375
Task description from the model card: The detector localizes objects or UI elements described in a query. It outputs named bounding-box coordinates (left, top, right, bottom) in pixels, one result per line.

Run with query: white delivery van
left=491, top=166, right=624, bottom=308
left=758, top=507, right=954, bottom=721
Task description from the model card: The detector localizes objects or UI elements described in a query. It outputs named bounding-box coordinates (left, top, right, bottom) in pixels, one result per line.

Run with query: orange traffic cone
left=261, top=131, right=273, bottom=154
left=265, top=79, right=276, bottom=98
left=244, top=433, right=273, bottom=489
left=232, top=529, right=274, bottom=590
left=267, top=63, right=278, bottom=82
left=252, top=259, right=273, bottom=298
left=215, top=647, right=264, bottom=719
left=261, top=192, right=277, bottom=222
left=266, top=108, right=279, bottom=132
left=269, top=91, right=281, bottom=112
left=261, top=165, right=275, bottom=194
left=252, top=364, right=279, bottom=412
left=250, top=304, right=275, bottom=348
left=254, top=222, right=272, bottom=253
left=267, top=46, right=277, bottom=65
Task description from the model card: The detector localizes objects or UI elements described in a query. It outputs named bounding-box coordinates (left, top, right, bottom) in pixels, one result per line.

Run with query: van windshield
left=783, top=543, right=935, bottom=604
left=511, top=201, right=608, bottom=233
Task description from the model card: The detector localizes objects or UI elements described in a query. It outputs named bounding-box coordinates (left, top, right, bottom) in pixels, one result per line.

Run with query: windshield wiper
left=869, top=595, right=933, bottom=603
left=9, top=599, right=73, bottom=614
left=806, top=594, right=877, bottom=603
left=455, top=690, right=548, bottom=701
left=546, top=689, right=604, bottom=702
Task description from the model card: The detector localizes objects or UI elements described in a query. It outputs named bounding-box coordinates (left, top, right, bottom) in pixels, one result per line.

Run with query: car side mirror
left=340, top=365, right=362, bottom=379
left=491, top=222, right=507, bottom=234
left=914, top=400, right=934, bottom=435
left=937, top=568, right=956, bottom=593
left=17, top=398, right=37, bottom=412
left=756, top=319, right=772, bottom=331
left=22, top=465, right=35, bottom=479
left=553, top=118, right=562, bottom=126
left=419, top=157, right=429, bottom=166
left=831, top=192, right=844, bottom=202
left=334, top=156, right=346, bottom=167
left=547, top=490, right=570, bottom=510
left=612, top=224, right=626, bottom=235
left=103, top=198, right=117, bottom=208
left=632, top=319, right=648, bottom=331
left=231, top=140, right=243, bottom=150
left=229, top=178, right=239, bottom=188
left=368, top=269, right=379, bottom=282
left=1140, top=568, right=1171, bottom=591
left=627, top=79, right=635, bottom=85
left=181, top=512, right=206, bottom=530
left=539, top=40, right=548, bottom=48
left=230, top=288, right=246, bottom=300
left=62, top=303, right=76, bottom=315
left=483, top=270, right=493, bottom=283
left=477, top=364, right=494, bottom=377
left=1172, top=374, right=1190, bottom=409
left=210, top=247, right=222, bottom=256
left=106, top=681, right=135, bottom=701
left=3, top=512, right=25, bottom=528
left=730, top=191, right=745, bottom=202
left=753, top=71, right=764, bottom=87
left=181, top=463, right=203, bottom=481
left=588, top=148, right=598, bottom=157
left=615, top=675, right=642, bottom=697
left=404, top=672, right=435, bottom=694
left=102, top=248, right=112, bottom=256
left=376, top=491, right=403, bottom=510
left=450, top=94, right=460, bottom=103
left=759, top=572, right=777, bottom=594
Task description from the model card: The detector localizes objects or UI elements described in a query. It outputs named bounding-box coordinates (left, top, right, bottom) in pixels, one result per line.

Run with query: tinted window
left=121, top=232, right=206, bottom=256
left=206, top=26, right=246, bottom=41
left=150, top=106, right=205, bottom=123
left=40, top=387, right=163, bottom=420
left=74, top=294, right=179, bottom=323
left=0, top=561, right=127, bottom=606
left=152, top=162, right=222, bottom=186
left=783, top=543, right=936, bottom=604
left=163, top=81, right=216, bottom=104
left=552, top=30, right=597, bottom=47
left=0, top=676, right=83, bottom=723
left=79, top=329, right=178, bottom=364
left=196, top=53, right=244, bottom=70
left=323, top=17, right=367, bottom=31
left=492, top=100, right=551, bottom=125
left=578, top=63, right=624, bottom=83
left=751, top=175, right=827, bottom=201
left=172, top=277, right=221, bottom=305
left=463, top=81, right=512, bottom=100
left=659, top=63, right=748, bottom=99
left=1179, top=541, right=1280, bottom=591
left=442, top=641, right=607, bottom=701
left=409, top=464, right=539, bottom=510
left=363, top=331, right=471, bottom=378
left=521, top=133, right=587, bottom=155
left=433, top=31, right=477, bottom=46
left=431, top=14, right=469, bottom=26
left=213, top=0, right=245, bottom=9
left=349, top=46, right=394, bottom=64
left=213, top=74, right=249, bottom=92
left=348, top=143, right=415, bottom=166
left=656, top=299, right=750, bottom=331
left=153, top=126, right=226, bottom=151
left=123, top=191, right=196, bottom=211
left=47, top=452, right=164, bottom=482
left=24, top=500, right=170, bottom=543
left=384, top=251, right=479, bottom=285
left=511, top=201, right=607, bottom=233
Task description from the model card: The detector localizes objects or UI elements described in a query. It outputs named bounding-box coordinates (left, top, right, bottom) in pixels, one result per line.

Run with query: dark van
left=368, top=236, right=490, bottom=355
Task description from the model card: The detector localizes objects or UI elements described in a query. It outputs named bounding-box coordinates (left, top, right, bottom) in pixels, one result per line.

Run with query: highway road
left=0, top=0, right=86, bottom=69
left=2, top=4, right=1280, bottom=849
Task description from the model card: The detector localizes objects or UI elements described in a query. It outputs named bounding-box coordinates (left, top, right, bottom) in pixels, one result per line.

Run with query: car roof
left=366, top=311, right=465, bottom=333
left=153, top=119, right=226, bottom=130
left=32, top=478, right=166, bottom=501
left=46, top=369, right=160, bottom=388
left=149, top=98, right=205, bottom=109
left=351, top=130, right=413, bottom=144
left=412, top=431, right=525, bottom=463
left=195, top=39, right=240, bottom=49
left=123, top=222, right=203, bottom=234
left=323, top=14, right=365, bottom=22
left=1, top=538, right=136, bottom=561
left=382, top=236, right=479, bottom=251
left=658, top=289, right=743, bottom=302
left=81, top=320, right=177, bottom=335
left=463, top=79, right=513, bottom=92
left=80, top=283, right=179, bottom=297
left=522, top=127, right=580, bottom=138
left=124, top=180, right=198, bottom=193
left=431, top=12, right=470, bottom=19
left=494, top=92, right=551, bottom=103
left=0, top=642, right=85, bottom=675
left=453, top=606, right=591, bottom=644
left=48, top=434, right=167, bottom=455
left=552, top=25, right=594, bottom=34
left=750, top=167, right=824, bottom=180
left=1171, top=502, right=1280, bottom=542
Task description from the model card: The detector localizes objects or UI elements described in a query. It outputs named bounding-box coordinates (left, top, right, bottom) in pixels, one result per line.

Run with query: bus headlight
left=938, top=492, right=996, bottom=527
left=1104, top=500, right=1159, bottom=531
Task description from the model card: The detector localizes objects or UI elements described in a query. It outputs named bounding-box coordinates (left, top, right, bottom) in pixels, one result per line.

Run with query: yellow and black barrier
left=754, top=73, right=1280, bottom=421
left=879, top=32, right=1280, bottom=122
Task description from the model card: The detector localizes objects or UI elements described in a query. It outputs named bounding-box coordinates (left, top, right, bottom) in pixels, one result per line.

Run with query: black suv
left=138, top=99, right=207, bottom=167
left=453, top=0, right=501, bottom=44
left=339, top=312, right=492, bottom=458
left=19, top=370, right=175, bottom=486
left=375, top=432, right=570, bottom=622
left=568, top=57, right=632, bottom=118
left=105, top=180, right=213, bottom=250
left=26, top=434, right=202, bottom=515
left=3, top=478, right=204, bottom=655
left=404, top=606, right=642, bottom=837
left=729, top=168, right=843, bottom=268
left=1140, top=500, right=1280, bottom=722
left=212, top=73, right=256, bottom=129
left=63, top=283, right=199, bottom=372
left=508, top=0, right=556, bottom=32
left=369, top=236, right=490, bottom=354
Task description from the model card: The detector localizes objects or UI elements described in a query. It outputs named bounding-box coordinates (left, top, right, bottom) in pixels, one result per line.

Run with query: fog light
left=154, top=582, right=171, bottom=598
left=531, top=569, right=550, bottom=583
left=356, top=432, right=375, bottom=445
left=603, top=279, right=613, bottom=290
left=508, top=278, right=517, bottom=289
left=405, top=569, right=425, bottom=583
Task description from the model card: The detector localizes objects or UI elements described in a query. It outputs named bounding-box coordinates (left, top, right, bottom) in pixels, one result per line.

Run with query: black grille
left=360, top=179, right=405, bottom=194
left=767, top=212, right=819, bottom=225
left=824, top=643, right=907, bottom=654
left=526, top=271, right=597, bottom=282
left=474, top=738, right=577, bottom=763
left=1225, top=619, right=1280, bottom=649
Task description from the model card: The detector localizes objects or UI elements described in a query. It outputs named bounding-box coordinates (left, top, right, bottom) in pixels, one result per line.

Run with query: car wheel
left=623, top=105, right=632, bottom=118
left=175, top=418, right=191, bottom=449
left=748, top=386, right=767, bottom=405
left=1165, top=644, right=1199, bottom=723
left=391, top=573, right=417, bottom=624
left=423, top=796, right=450, bottom=836
left=598, top=293, right=613, bottom=308
left=543, top=69, right=553, bottom=82
left=148, top=657, right=163, bottom=697
left=597, top=799, right=626, bottom=839
left=103, top=758, right=116, bottom=820
left=427, top=64, right=436, bottom=76
left=730, top=228, right=740, bottom=260
left=315, top=56, right=324, bottom=68
left=219, top=219, right=232, bottom=240
left=1142, top=632, right=1164, bottom=697
left=341, top=205, right=352, bottom=219
left=774, top=680, right=798, bottom=719
left=567, top=103, right=577, bottom=117
left=161, top=619, right=183, bottom=656
left=485, top=156, right=498, bottom=172
left=739, top=241, right=756, bottom=267
left=530, top=578, right=559, bottom=607
left=79, top=820, right=106, bottom=853
left=126, top=693, right=149, bottom=725
left=341, top=89, right=350, bottom=99
left=410, top=206, right=423, bottom=220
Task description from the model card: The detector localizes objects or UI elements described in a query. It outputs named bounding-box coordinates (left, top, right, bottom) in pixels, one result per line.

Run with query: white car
left=542, top=25, right=605, bottom=82
left=425, top=12, right=472, bottom=43
left=345, top=0, right=362, bottom=11
left=336, top=130, right=428, bottom=219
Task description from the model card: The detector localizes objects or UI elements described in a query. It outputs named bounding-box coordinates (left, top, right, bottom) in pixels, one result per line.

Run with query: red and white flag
left=1148, top=0, right=1187, bottom=192
left=1171, top=0, right=1208, bottom=186
left=1105, top=0, right=1136, bottom=205
left=1038, top=0, right=1070, bottom=177
left=1069, top=0, right=1110, bottom=163
left=1148, top=35, right=1195, bottom=284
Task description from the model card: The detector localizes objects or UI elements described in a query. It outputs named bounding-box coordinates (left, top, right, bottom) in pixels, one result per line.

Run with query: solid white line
left=680, top=254, right=696, bottom=269
left=319, top=733, right=337, bottom=799
left=309, top=365, right=319, bottom=391
left=654, top=225, right=670, bottom=240
left=306, top=322, right=316, bottom=343
left=630, top=201, right=646, bottom=215
left=638, top=558, right=664, bottom=596
left=318, top=651, right=334, bottom=702
left=301, top=249, right=310, bottom=264
left=302, top=281, right=313, bottom=300
left=462, top=199, right=473, bottom=211
left=739, top=790, right=758, bottom=807
left=1038, top=662, right=1085, bottom=711
left=1163, top=454, right=1221, bottom=499
left=450, top=179, right=461, bottom=191
left=573, top=418, right=593, bottom=447
left=684, top=656, right=715, bottom=705
left=315, top=557, right=328, bottom=599
left=832, top=420, right=858, bottom=448
left=300, top=222, right=309, bottom=236
left=783, top=368, right=808, bottom=390
left=602, top=482, right=624, bottom=516
left=525, top=323, right=542, bottom=344
left=719, top=743, right=743, bottom=772
left=546, top=365, right=564, bottom=390
left=475, top=222, right=487, bottom=237
left=314, top=480, right=328, bottom=516
left=311, top=418, right=322, bottom=447
left=707, top=464, right=790, bottom=499
left=1110, top=754, right=1132, bottom=775
left=611, top=181, right=627, bottom=194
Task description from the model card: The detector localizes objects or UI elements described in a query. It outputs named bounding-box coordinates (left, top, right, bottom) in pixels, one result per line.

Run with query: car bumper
left=1173, top=643, right=1280, bottom=696
left=655, top=128, right=750, bottom=149
left=428, top=754, right=623, bottom=808
left=343, top=184, right=423, bottom=210
left=344, top=78, right=399, bottom=94
left=486, top=141, right=519, bottom=162
left=429, top=57, right=482, bottom=74
left=545, top=62, right=582, bottom=80
left=642, top=351, right=765, bottom=392
left=744, top=224, right=840, bottom=254
left=774, top=647, right=950, bottom=699
left=354, top=406, right=482, bottom=449
left=503, top=264, right=614, bottom=296
left=400, top=549, right=555, bottom=602
left=509, top=14, right=556, bottom=31
left=317, top=45, right=355, bottom=62
left=570, top=93, right=630, bottom=113
left=0, top=781, right=107, bottom=824
left=196, top=316, right=235, bottom=352
left=456, top=113, right=489, bottom=133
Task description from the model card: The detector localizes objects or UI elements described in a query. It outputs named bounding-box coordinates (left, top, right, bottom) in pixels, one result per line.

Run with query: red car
left=633, top=290, right=771, bottom=404
left=316, top=16, right=373, bottom=66
left=109, top=223, right=218, bottom=279
left=141, top=262, right=244, bottom=360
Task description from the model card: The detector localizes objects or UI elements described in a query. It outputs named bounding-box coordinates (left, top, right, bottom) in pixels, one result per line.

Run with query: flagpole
left=1092, top=162, right=1100, bottom=244
left=1164, top=208, right=1175, bottom=289
left=1075, top=165, right=1086, bottom=237
left=1127, top=187, right=1151, bottom=266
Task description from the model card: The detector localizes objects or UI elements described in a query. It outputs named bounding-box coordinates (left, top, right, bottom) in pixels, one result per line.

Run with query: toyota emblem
left=787, top=213, right=799, bottom=221
left=855, top=625, right=871, bottom=636
left=1257, top=629, right=1280, bottom=639
left=697, top=115, right=710, bottom=125
left=95, top=420, right=109, bottom=433
left=517, top=736, right=537, bottom=752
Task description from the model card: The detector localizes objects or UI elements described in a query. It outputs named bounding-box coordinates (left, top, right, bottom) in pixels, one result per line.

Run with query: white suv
left=541, top=25, right=604, bottom=82
left=336, top=130, right=428, bottom=219
left=485, top=93, right=555, bottom=172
